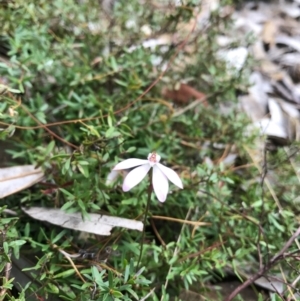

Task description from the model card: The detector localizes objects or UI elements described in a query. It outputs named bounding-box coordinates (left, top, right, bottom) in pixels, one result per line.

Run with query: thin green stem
left=137, top=172, right=153, bottom=269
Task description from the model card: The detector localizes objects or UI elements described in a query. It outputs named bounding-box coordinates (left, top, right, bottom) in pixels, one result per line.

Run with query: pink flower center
left=148, top=152, right=157, bottom=163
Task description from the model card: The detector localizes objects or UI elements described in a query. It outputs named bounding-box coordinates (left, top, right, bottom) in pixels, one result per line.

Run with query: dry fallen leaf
left=162, top=83, right=207, bottom=106
left=262, top=20, right=277, bottom=49
left=0, top=165, right=44, bottom=199
left=229, top=1, right=300, bottom=147
left=23, top=207, right=143, bottom=235
left=217, top=46, right=248, bottom=73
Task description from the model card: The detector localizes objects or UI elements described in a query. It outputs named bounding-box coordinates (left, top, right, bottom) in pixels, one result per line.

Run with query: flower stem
left=137, top=173, right=153, bottom=269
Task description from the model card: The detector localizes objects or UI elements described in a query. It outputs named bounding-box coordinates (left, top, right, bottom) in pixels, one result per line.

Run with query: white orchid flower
left=113, top=152, right=183, bottom=202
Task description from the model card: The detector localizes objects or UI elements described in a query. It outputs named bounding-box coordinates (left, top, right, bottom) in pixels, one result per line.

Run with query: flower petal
left=122, top=164, right=151, bottom=192
left=152, top=165, right=169, bottom=202
left=106, top=170, right=119, bottom=186
left=156, top=163, right=183, bottom=189
left=113, top=158, right=148, bottom=170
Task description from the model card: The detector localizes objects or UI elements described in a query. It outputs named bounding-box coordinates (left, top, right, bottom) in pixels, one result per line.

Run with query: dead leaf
left=253, top=97, right=293, bottom=143
left=127, top=34, right=173, bottom=53
left=254, top=276, right=284, bottom=294
left=279, top=2, right=300, bottom=18
left=23, top=207, right=143, bottom=235
left=0, top=165, right=44, bottom=199
left=279, top=53, right=300, bottom=82
left=276, top=35, right=300, bottom=53
left=162, top=83, right=207, bottom=106
left=262, top=20, right=277, bottom=49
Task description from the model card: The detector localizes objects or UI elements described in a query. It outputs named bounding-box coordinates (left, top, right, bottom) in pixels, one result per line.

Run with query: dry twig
left=225, top=226, right=300, bottom=301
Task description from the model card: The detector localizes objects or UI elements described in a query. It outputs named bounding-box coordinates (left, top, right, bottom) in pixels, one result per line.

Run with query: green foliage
left=0, top=0, right=300, bottom=300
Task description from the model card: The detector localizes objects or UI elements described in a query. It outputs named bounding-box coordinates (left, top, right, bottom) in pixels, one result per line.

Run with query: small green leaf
left=105, top=127, right=115, bottom=138
left=126, top=287, right=139, bottom=300
left=134, top=267, right=145, bottom=277
left=102, top=152, right=109, bottom=161
left=77, top=163, right=89, bottom=177
left=114, top=79, right=127, bottom=87
left=47, top=283, right=59, bottom=294
left=78, top=160, right=89, bottom=165
left=124, top=264, right=130, bottom=283
left=2, top=277, right=14, bottom=289
left=8, top=87, right=21, bottom=93
left=269, top=214, right=285, bottom=232
left=110, top=56, right=118, bottom=71
left=53, top=269, right=76, bottom=279
left=59, top=188, right=75, bottom=199
left=251, top=199, right=263, bottom=208
left=3, top=242, right=9, bottom=257
left=24, top=222, right=30, bottom=237
left=62, top=157, right=72, bottom=175
left=44, top=140, right=55, bottom=156
left=108, top=270, right=113, bottom=288
left=102, top=293, right=109, bottom=301
left=61, top=201, right=74, bottom=211
left=129, top=258, right=135, bottom=273
left=107, top=115, right=113, bottom=127
left=111, top=290, right=123, bottom=298
left=126, top=146, right=136, bottom=153
left=9, top=239, right=26, bottom=247
left=52, top=229, right=67, bottom=244
left=89, top=126, right=100, bottom=138
left=119, top=116, right=128, bottom=123
left=92, top=266, right=100, bottom=280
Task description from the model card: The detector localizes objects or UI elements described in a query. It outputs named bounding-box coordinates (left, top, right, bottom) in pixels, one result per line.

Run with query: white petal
left=156, top=163, right=183, bottom=189
left=113, top=158, right=148, bottom=170
left=106, top=170, right=119, bottom=186
left=152, top=165, right=169, bottom=202
left=122, top=164, right=151, bottom=192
